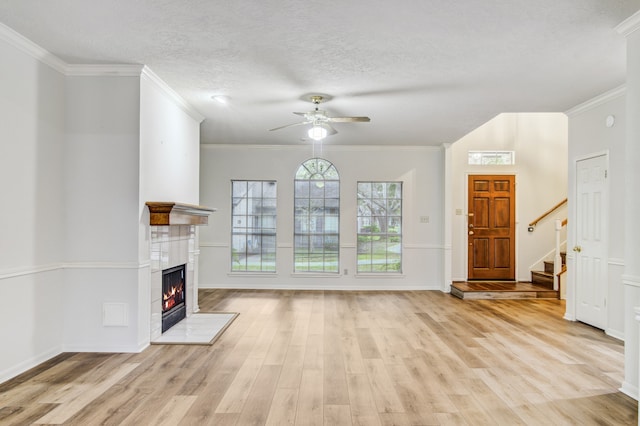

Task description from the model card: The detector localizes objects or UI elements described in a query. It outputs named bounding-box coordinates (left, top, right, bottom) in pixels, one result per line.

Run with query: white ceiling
left=1, top=1, right=638, bottom=146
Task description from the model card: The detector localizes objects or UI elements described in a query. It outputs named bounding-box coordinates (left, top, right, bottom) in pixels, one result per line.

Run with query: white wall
left=62, top=75, right=143, bottom=352
left=617, top=12, right=640, bottom=400
left=138, top=69, right=203, bottom=345
left=0, top=30, right=66, bottom=382
left=64, top=76, right=141, bottom=263
left=0, top=26, right=204, bottom=382
left=450, top=113, right=568, bottom=282
left=139, top=69, right=201, bottom=206
left=565, top=88, right=626, bottom=340
left=199, top=144, right=444, bottom=290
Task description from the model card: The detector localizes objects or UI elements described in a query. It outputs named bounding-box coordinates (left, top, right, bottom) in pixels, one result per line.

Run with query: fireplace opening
left=162, top=264, right=186, bottom=333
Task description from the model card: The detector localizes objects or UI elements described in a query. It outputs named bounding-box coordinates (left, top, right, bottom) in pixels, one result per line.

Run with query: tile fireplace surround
left=146, top=202, right=215, bottom=341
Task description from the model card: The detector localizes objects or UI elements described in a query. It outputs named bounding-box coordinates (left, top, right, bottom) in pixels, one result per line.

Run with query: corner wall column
left=617, top=12, right=640, bottom=400
left=443, top=143, right=453, bottom=293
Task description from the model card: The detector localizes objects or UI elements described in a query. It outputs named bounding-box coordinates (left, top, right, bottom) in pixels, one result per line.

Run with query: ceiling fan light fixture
left=308, top=125, right=328, bottom=141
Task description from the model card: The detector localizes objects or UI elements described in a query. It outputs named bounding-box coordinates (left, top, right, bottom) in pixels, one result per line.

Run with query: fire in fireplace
left=162, top=264, right=186, bottom=332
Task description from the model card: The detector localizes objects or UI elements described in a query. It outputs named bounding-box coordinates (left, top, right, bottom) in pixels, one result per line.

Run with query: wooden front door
left=468, top=175, right=516, bottom=280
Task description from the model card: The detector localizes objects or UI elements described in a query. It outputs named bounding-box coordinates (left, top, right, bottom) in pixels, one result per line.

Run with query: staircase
left=530, top=252, right=565, bottom=297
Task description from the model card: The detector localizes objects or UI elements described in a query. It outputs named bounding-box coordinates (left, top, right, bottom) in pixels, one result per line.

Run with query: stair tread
left=530, top=270, right=554, bottom=290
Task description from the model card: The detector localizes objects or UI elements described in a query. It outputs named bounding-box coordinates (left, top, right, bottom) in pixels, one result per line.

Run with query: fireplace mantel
left=146, top=202, right=216, bottom=226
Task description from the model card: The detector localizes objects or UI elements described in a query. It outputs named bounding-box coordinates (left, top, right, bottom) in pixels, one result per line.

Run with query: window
left=231, top=180, right=277, bottom=272
left=294, top=158, right=339, bottom=272
left=468, top=151, right=515, bottom=165
left=357, top=182, right=402, bottom=273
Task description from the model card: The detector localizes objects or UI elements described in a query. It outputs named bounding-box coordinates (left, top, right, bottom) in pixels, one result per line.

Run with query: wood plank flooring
left=0, top=289, right=636, bottom=425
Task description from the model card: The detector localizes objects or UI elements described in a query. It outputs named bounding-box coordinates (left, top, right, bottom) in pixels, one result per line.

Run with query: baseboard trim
left=62, top=343, right=146, bottom=353
left=0, top=346, right=62, bottom=385
left=199, top=283, right=441, bottom=291
left=620, top=382, right=638, bottom=401
left=606, top=328, right=624, bottom=341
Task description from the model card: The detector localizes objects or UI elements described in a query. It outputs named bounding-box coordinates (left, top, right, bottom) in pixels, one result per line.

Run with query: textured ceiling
left=1, top=1, right=638, bottom=146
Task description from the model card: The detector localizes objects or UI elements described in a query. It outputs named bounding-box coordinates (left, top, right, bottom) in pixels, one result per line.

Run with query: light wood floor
left=1, top=290, right=636, bottom=425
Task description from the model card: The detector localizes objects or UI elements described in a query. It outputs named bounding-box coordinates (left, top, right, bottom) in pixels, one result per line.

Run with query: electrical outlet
left=420, top=216, right=429, bottom=223
left=343, top=269, right=348, bottom=275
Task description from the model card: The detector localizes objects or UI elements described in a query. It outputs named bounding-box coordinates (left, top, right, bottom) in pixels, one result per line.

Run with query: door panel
left=494, top=198, right=510, bottom=227
left=495, top=238, right=510, bottom=268
left=468, top=175, right=515, bottom=280
left=474, top=198, right=489, bottom=227
left=575, top=154, right=607, bottom=329
left=473, top=239, right=489, bottom=268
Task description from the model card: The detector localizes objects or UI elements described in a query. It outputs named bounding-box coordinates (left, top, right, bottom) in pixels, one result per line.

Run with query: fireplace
left=162, top=264, right=186, bottom=332
left=147, top=202, right=216, bottom=341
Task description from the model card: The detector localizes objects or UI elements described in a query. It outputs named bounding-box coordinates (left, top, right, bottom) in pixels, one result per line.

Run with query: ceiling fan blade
left=325, top=124, right=338, bottom=135
left=293, top=112, right=308, bottom=116
left=269, top=121, right=310, bottom=131
left=328, top=116, right=371, bottom=123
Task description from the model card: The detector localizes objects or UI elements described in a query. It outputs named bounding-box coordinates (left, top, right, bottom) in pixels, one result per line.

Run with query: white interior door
left=575, top=153, right=608, bottom=329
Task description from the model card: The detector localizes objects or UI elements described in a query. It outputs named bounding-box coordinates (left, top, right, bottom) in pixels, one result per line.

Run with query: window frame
left=293, top=158, right=340, bottom=273
left=468, top=150, right=515, bottom=165
left=356, top=181, right=403, bottom=273
left=230, top=180, right=277, bottom=273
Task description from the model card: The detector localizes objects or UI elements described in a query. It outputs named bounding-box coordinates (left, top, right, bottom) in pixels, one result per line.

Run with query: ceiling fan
left=269, top=95, right=370, bottom=140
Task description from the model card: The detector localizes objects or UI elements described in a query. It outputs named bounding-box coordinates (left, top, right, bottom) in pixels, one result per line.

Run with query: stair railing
left=528, top=198, right=568, bottom=232
left=554, top=218, right=567, bottom=291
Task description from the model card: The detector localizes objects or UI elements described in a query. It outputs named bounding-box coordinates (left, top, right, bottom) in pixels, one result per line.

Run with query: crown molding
left=1, top=23, right=143, bottom=76
left=0, top=23, right=67, bottom=73
left=65, top=64, right=144, bottom=76
left=564, top=85, right=626, bottom=117
left=1, top=23, right=204, bottom=122
left=616, top=10, right=640, bottom=37
left=141, top=66, right=205, bottom=123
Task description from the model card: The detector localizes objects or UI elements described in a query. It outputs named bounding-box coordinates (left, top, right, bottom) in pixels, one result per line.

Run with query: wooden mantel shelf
left=146, top=202, right=216, bottom=226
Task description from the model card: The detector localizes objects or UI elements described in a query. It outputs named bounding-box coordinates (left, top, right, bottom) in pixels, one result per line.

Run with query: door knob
left=469, top=224, right=474, bottom=228
left=469, top=231, right=474, bottom=235
left=573, top=246, right=581, bottom=252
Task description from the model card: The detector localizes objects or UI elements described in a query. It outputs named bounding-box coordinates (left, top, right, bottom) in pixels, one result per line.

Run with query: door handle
left=573, top=246, right=581, bottom=252
left=469, top=231, right=474, bottom=235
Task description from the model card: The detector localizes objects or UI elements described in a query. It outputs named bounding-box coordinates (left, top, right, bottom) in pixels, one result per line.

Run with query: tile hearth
left=151, top=312, right=238, bottom=345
